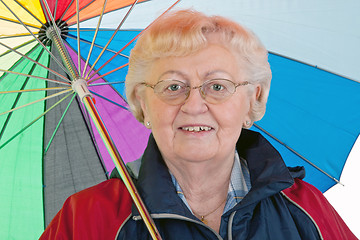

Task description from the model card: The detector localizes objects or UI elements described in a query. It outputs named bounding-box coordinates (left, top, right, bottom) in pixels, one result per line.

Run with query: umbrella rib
left=0, top=89, right=73, bottom=117
left=58, top=0, right=75, bottom=22
left=67, top=28, right=140, bottom=32
left=253, top=123, right=343, bottom=185
left=76, top=0, right=81, bottom=76
left=38, top=0, right=51, bottom=24
left=13, top=0, right=46, bottom=27
left=0, top=92, right=74, bottom=151
left=82, top=0, right=109, bottom=78
left=0, top=0, right=73, bottom=78
left=0, top=69, right=70, bottom=86
left=64, top=33, right=129, bottom=57
left=44, top=93, right=77, bottom=154
left=62, top=0, right=96, bottom=24
left=53, top=0, right=59, bottom=20
left=87, top=0, right=181, bottom=81
left=269, top=51, right=360, bottom=84
left=62, top=39, right=129, bottom=87
left=0, top=39, right=35, bottom=58
left=0, top=49, right=45, bottom=141
left=0, top=41, right=37, bottom=82
left=0, top=41, right=70, bottom=83
left=0, top=17, right=42, bottom=30
left=89, top=90, right=128, bottom=110
left=88, top=63, right=128, bottom=84
left=89, top=81, right=125, bottom=86
left=0, top=33, right=33, bottom=39
left=0, top=87, right=69, bottom=94
left=79, top=100, right=110, bottom=178
left=40, top=0, right=77, bottom=78
left=84, top=0, right=139, bottom=80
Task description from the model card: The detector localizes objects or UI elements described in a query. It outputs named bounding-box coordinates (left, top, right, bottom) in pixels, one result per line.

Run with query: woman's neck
left=172, top=163, right=231, bottom=197
left=164, top=152, right=235, bottom=232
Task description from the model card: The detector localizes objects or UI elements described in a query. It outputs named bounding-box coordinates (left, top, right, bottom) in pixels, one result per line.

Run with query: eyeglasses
left=141, top=79, right=250, bottom=105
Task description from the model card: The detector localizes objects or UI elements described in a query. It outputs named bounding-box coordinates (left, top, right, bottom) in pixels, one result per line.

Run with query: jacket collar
left=131, top=129, right=296, bottom=217
left=229, top=129, right=295, bottom=213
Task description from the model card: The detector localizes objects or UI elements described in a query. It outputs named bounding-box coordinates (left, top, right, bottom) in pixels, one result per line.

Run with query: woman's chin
left=173, top=142, right=218, bottom=163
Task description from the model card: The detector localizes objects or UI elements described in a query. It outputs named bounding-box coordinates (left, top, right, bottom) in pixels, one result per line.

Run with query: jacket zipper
left=122, top=213, right=224, bottom=240
left=227, top=211, right=236, bottom=240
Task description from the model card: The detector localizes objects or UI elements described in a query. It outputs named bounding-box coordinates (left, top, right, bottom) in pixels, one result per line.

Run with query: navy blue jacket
left=114, top=129, right=356, bottom=239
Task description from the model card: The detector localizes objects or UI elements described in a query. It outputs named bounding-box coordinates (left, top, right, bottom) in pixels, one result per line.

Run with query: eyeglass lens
left=149, top=79, right=245, bottom=105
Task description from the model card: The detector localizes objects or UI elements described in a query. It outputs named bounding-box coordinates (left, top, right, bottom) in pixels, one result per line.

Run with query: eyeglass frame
left=140, top=78, right=251, bottom=105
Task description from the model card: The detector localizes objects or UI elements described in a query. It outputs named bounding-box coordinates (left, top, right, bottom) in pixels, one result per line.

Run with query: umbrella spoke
left=0, top=86, right=69, bottom=94
left=88, top=63, right=128, bottom=84
left=89, top=90, right=128, bottom=110
left=58, top=0, right=75, bottom=22
left=0, top=49, right=44, bottom=141
left=87, top=0, right=181, bottom=80
left=44, top=93, right=77, bottom=154
left=39, top=0, right=77, bottom=78
left=0, top=0, right=73, bottom=78
left=13, top=0, right=45, bottom=28
left=89, top=81, right=124, bottom=86
left=0, top=33, right=33, bottom=39
left=0, top=17, right=42, bottom=30
left=53, top=0, right=59, bottom=20
left=0, top=41, right=70, bottom=83
left=76, top=0, right=81, bottom=75
left=0, top=47, right=61, bottom=143
left=64, top=33, right=128, bottom=57
left=0, top=69, right=70, bottom=86
left=62, top=0, right=95, bottom=24
left=84, top=0, right=139, bottom=80
left=0, top=91, right=74, bottom=151
left=67, top=28, right=133, bottom=32
left=38, top=0, right=51, bottom=24
left=0, top=89, right=72, bottom=117
left=253, top=123, right=343, bottom=185
left=82, top=0, right=108, bottom=78
left=0, top=39, right=35, bottom=58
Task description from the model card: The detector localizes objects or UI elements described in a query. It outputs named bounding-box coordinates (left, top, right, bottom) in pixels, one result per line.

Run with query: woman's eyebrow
left=204, top=70, right=232, bottom=77
left=158, top=70, right=188, bottom=80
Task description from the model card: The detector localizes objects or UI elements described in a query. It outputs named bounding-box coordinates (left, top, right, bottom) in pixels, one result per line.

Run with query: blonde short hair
left=125, top=9, right=272, bottom=123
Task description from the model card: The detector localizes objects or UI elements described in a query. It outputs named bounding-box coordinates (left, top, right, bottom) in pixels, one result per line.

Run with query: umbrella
left=1, top=0, right=359, bottom=239
left=0, top=0, right=176, bottom=239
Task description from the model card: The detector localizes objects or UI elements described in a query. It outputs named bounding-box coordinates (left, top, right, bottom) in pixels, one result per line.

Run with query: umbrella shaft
left=83, top=97, right=163, bottom=240
left=47, top=26, right=79, bottom=80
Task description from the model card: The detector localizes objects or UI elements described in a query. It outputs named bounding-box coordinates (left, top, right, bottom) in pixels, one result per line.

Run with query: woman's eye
left=167, top=84, right=182, bottom=91
left=211, top=84, right=225, bottom=91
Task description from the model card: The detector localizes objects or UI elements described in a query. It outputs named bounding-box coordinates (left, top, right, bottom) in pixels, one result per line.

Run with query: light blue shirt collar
left=170, top=151, right=251, bottom=215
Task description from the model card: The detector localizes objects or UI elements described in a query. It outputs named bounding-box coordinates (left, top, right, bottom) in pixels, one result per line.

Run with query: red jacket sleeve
left=283, top=178, right=357, bottom=240
left=39, top=179, right=132, bottom=240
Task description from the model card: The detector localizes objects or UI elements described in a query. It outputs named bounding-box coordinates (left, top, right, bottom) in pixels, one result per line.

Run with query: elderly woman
left=40, top=9, right=356, bottom=240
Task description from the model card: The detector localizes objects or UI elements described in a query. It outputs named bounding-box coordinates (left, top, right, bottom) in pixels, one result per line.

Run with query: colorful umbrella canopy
left=0, top=0, right=359, bottom=239
left=0, top=0, right=156, bottom=239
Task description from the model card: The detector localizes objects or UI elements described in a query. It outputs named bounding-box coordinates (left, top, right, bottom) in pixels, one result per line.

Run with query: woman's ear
left=135, top=86, right=150, bottom=126
left=253, top=83, right=262, bottom=101
left=244, top=84, right=261, bottom=128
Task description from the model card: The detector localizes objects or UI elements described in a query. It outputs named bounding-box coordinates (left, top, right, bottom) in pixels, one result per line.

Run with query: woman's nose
left=180, top=87, right=208, bottom=114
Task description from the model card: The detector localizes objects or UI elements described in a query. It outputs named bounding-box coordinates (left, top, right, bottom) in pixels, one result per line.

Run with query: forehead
left=146, top=43, right=245, bottom=83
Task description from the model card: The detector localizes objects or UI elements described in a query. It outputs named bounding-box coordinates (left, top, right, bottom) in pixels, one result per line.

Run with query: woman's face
left=138, top=42, right=259, bottom=164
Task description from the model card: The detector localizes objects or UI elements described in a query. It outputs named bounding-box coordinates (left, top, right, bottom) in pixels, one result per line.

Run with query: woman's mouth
left=181, top=126, right=213, bottom=132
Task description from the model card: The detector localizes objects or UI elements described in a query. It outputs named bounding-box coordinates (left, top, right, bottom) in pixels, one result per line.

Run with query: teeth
left=182, top=126, right=211, bottom=132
